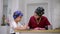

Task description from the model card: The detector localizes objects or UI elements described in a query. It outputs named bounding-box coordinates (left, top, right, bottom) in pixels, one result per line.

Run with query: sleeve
left=28, top=16, right=36, bottom=29
left=18, top=23, right=24, bottom=27
left=45, top=17, right=51, bottom=26
left=28, top=17, right=32, bottom=28
left=10, top=22, right=17, bottom=29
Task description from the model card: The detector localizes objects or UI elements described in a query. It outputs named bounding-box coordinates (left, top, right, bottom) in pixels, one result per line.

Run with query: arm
left=11, top=23, right=27, bottom=30
left=45, top=17, right=52, bottom=30
left=28, top=18, right=32, bottom=29
left=14, top=26, right=27, bottom=30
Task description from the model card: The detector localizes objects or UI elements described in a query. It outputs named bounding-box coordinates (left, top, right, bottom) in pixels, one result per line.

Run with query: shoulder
left=11, top=21, right=16, bottom=25
left=30, top=16, right=34, bottom=18
left=10, top=21, right=17, bottom=27
left=41, top=16, right=48, bottom=20
left=30, top=16, right=35, bottom=20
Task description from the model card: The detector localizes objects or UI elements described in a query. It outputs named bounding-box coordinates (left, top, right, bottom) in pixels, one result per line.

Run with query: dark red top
left=28, top=16, right=51, bottom=29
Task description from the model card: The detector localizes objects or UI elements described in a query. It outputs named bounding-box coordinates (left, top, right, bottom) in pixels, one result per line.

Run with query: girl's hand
left=23, top=25, right=29, bottom=29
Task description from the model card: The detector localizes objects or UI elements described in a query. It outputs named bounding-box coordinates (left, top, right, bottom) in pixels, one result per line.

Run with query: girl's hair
left=13, top=11, right=23, bottom=19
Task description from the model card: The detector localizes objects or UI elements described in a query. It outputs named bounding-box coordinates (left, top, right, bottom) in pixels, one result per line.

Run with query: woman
left=28, top=7, right=51, bottom=30
left=10, top=11, right=27, bottom=34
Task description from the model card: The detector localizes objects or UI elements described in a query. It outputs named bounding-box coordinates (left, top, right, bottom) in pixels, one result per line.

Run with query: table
left=15, top=29, right=60, bottom=34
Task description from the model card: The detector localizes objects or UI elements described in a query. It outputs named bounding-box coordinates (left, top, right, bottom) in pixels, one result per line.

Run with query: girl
left=10, top=11, right=27, bottom=34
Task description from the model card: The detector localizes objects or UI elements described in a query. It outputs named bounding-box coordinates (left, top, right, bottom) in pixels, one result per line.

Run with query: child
left=10, top=11, right=27, bottom=34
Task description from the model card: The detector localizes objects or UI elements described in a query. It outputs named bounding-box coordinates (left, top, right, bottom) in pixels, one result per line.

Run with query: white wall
left=3, top=0, right=8, bottom=6
left=0, top=0, right=3, bottom=26
left=7, top=0, right=22, bottom=23
left=51, top=0, right=60, bottom=29
left=3, top=0, right=8, bottom=18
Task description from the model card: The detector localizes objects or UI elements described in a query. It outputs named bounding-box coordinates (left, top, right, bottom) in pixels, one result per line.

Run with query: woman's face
left=34, top=13, right=40, bottom=19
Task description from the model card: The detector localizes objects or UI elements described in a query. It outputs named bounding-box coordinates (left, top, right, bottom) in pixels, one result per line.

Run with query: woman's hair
left=13, top=11, right=23, bottom=19
left=35, top=7, right=44, bottom=16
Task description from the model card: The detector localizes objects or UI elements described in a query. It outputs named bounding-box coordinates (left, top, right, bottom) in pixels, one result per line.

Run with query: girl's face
left=34, top=13, right=40, bottom=19
left=15, top=16, right=22, bottom=22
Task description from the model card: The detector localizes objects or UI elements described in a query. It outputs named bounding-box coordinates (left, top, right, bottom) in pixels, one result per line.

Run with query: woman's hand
left=34, top=27, right=40, bottom=30
left=39, top=28, right=45, bottom=30
left=34, top=27, right=45, bottom=30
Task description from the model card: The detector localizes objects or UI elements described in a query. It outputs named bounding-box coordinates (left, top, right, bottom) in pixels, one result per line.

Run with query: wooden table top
left=15, top=29, right=60, bottom=33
